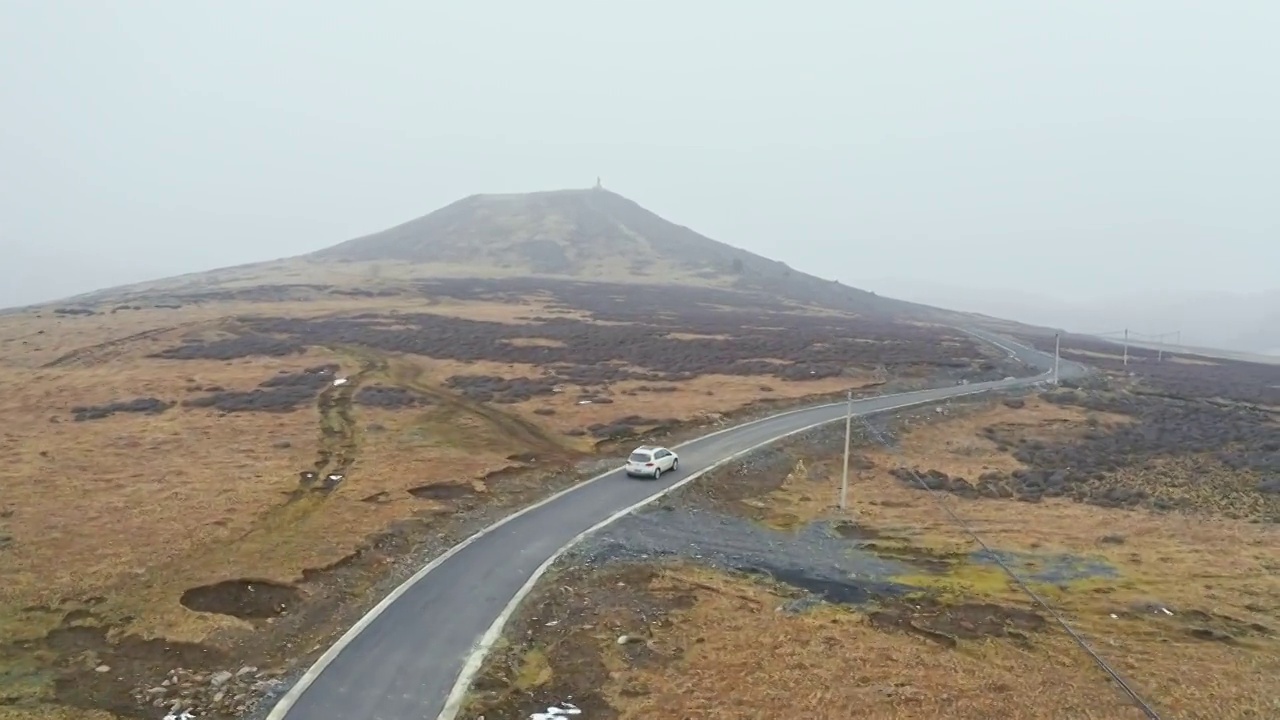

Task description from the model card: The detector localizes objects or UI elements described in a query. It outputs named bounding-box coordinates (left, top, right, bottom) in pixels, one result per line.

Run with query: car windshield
left=629, top=452, right=651, bottom=463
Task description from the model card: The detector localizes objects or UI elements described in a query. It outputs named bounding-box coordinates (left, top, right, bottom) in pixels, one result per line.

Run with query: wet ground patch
left=858, top=541, right=964, bottom=573
left=740, top=566, right=904, bottom=608
left=179, top=579, right=302, bottom=619
left=971, top=548, right=1119, bottom=585
left=574, top=507, right=917, bottom=600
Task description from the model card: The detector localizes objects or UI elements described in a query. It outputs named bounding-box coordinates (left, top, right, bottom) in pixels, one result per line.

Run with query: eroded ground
left=464, top=388, right=1280, bottom=720
left=0, top=279, right=1028, bottom=719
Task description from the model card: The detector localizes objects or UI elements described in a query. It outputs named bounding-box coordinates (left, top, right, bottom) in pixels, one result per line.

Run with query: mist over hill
left=310, top=187, right=939, bottom=317
left=868, top=278, right=1280, bottom=356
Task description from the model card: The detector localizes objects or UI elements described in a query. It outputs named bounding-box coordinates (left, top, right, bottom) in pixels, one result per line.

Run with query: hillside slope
left=0, top=185, right=1090, bottom=719
left=55, top=188, right=946, bottom=319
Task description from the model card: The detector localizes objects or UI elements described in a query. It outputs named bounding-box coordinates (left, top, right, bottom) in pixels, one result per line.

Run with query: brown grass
left=1, top=285, right=914, bottom=717
left=0, top=315, right=866, bottom=630
left=0, top=299, right=409, bottom=368
left=516, top=373, right=878, bottom=439
left=609, top=566, right=1147, bottom=720
left=468, top=395, right=1280, bottom=719
left=400, top=356, right=879, bottom=446
left=0, top=352, right=334, bottom=614
left=724, top=398, right=1280, bottom=718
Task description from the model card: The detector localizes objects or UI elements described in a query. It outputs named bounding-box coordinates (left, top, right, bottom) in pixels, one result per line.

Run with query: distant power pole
left=1053, top=333, right=1061, bottom=384
left=839, top=389, right=853, bottom=511
left=1137, top=329, right=1181, bottom=362
left=1123, top=329, right=1129, bottom=366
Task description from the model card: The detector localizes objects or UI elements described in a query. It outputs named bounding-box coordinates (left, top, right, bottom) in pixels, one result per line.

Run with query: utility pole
left=1122, top=329, right=1129, bottom=366
left=839, top=389, right=853, bottom=511
left=1053, top=333, right=1061, bottom=384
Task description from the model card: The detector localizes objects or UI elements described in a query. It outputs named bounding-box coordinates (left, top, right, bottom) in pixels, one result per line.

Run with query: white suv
left=625, top=445, right=679, bottom=479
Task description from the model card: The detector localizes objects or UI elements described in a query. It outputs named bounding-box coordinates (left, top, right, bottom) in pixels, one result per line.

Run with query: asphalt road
left=268, top=330, right=1083, bottom=720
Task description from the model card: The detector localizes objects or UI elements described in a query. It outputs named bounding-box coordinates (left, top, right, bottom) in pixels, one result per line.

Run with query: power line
left=855, top=413, right=1164, bottom=720
left=1075, top=328, right=1184, bottom=364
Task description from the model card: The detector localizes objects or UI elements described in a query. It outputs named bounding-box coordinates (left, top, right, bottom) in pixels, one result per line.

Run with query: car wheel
left=672, top=458, right=679, bottom=471
left=653, top=467, right=661, bottom=480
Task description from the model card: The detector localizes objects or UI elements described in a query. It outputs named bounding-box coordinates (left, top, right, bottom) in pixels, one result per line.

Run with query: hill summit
left=310, top=187, right=923, bottom=316
left=316, top=188, right=697, bottom=270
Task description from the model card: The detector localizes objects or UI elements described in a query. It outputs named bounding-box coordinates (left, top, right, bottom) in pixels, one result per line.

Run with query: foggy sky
left=3, top=1, right=1278, bottom=319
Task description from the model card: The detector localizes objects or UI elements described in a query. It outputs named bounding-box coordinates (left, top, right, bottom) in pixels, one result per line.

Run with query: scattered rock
left=136, top=665, right=286, bottom=719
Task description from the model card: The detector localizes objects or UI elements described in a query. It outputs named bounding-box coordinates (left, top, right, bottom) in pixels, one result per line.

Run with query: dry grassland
left=0, top=287, right=974, bottom=719
left=465, top=395, right=1280, bottom=720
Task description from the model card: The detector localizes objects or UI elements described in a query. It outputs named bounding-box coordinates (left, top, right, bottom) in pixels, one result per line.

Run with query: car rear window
left=629, top=452, right=651, bottom=463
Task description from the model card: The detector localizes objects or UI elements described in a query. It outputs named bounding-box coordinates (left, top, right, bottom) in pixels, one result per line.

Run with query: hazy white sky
left=2, top=1, right=1278, bottom=310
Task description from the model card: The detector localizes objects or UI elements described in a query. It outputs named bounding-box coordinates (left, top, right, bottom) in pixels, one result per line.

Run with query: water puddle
left=970, top=548, right=1118, bottom=583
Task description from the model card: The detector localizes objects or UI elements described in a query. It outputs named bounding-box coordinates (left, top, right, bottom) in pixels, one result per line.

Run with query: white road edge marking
left=265, top=391, right=882, bottom=718
left=434, top=382, right=1032, bottom=720
left=960, top=328, right=1018, bottom=359
left=266, top=366, right=1049, bottom=720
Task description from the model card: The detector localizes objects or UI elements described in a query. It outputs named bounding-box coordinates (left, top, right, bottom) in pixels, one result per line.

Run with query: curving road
left=267, top=330, right=1084, bottom=720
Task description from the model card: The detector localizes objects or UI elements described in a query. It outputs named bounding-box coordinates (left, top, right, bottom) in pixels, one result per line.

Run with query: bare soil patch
left=178, top=580, right=302, bottom=620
